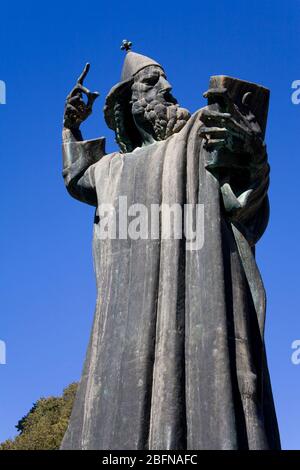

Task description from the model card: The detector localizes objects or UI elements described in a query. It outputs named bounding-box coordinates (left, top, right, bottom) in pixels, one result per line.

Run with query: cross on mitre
left=120, top=39, right=132, bottom=52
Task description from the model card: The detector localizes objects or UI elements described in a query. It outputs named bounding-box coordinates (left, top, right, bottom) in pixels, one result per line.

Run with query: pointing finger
left=77, top=63, right=90, bottom=85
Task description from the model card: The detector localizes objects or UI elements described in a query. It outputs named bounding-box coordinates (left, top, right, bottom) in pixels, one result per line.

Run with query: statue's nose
left=158, top=76, right=177, bottom=104
left=159, top=76, right=172, bottom=93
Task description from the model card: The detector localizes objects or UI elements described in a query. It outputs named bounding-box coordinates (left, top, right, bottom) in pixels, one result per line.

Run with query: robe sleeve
left=222, top=146, right=270, bottom=247
left=62, top=137, right=106, bottom=207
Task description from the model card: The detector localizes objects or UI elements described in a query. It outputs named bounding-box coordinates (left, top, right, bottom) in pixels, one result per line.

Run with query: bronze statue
left=60, top=41, right=280, bottom=450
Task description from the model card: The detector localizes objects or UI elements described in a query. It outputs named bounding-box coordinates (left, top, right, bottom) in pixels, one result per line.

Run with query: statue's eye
left=142, top=76, right=159, bottom=86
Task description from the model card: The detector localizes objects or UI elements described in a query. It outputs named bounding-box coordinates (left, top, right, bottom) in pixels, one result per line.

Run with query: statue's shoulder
left=93, top=151, right=121, bottom=171
left=96, top=151, right=120, bottom=162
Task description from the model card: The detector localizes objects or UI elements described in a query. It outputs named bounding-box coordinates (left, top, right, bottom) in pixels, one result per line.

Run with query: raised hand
left=63, top=63, right=100, bottom=130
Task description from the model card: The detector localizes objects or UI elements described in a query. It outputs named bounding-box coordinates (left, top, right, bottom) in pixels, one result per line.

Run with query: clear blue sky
left=0, top=0, right=299, bottom=449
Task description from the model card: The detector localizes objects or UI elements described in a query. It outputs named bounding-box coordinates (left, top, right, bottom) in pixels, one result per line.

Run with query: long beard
left=132, top=98, right=191, bottom=141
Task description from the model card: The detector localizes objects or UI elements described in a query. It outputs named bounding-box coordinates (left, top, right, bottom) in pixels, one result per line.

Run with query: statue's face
left=132, top=65, right=177, bottom=107
left=131, top=66, right=190, bottom=142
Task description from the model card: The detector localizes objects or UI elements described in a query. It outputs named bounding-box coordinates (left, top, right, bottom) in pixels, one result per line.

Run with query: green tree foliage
left=0, top=383, right=78, bottom=450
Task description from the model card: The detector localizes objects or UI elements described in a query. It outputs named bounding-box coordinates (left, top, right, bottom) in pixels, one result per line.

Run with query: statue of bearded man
left=60, top=46, right=280, bottom=450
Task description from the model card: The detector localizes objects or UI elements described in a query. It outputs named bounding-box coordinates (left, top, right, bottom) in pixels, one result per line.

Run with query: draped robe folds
left=61, top=109, right=281, bottom=450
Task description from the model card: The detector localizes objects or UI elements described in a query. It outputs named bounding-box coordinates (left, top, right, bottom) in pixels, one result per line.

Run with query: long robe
left=60, top=109, right=280, bottom=450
